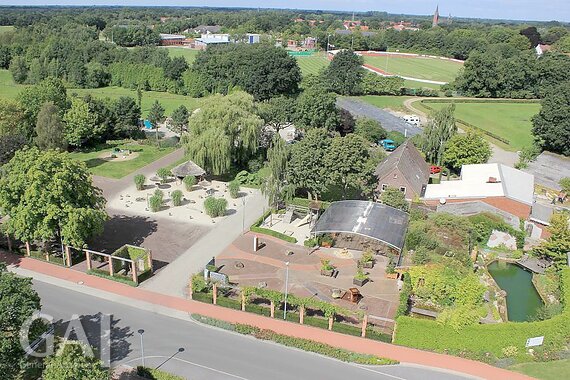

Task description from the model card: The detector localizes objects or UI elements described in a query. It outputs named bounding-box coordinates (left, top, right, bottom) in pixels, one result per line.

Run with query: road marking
left=352, top=365, right=407, bottom=380
left=123, top=356, right=249, bottom=380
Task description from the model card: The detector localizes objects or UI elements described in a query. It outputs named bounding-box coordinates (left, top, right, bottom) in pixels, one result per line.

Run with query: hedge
left=86, top=269, right=137, bottom=287
left=137, top=367, right=185, bottom=380
left=420, top=101, right=512, bottom=145
left=250, top=209, right=297, bottom=243
left=394, top=268, right=570, bottom=362
left=192, top=314, right=398, bottom=365
left=421, top=99, right=540, bottom=105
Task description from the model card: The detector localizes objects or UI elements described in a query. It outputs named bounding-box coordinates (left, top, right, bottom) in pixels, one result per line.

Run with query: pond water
left=487, top=261, right=543, bottom=322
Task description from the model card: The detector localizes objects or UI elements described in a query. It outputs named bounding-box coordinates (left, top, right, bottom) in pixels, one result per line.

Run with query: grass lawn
left=403, top=79, right=442, bottom=90
left=68, top=142, right=176, bottom=179
left=363, top=55, right=462, bottom=83
left=509, top=359, right=570, bottom=380
left=358, top=95, right=415, bottom=112
left=0, top=69, right=202, bottom=117
left=424, top=101, right=541, bottom=151
left=163, top=46, right=199, bottom=64
left=0, top=26, right=14, bottom=33
left=295, top=53, right=330, bottom=76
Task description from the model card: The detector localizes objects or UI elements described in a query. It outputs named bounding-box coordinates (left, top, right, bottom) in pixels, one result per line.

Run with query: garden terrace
left=312, top=201, right=409, bottom=252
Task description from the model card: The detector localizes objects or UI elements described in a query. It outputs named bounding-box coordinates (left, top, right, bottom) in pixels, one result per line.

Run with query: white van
left=403, top=115, right=421, bottom=126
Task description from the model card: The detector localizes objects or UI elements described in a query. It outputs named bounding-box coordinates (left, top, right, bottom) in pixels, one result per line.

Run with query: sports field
left=359, top=95, right=414, bottom=112
left=0, top=26, right=14, bottom=34
left=0, top=69, right=201, bottom=117
left=362, top=54, right=462, bottom=83
left=163, top=47, right=199, bottom=64
left=295, top=53, right=330, bottom=76
left=424, top=101, right=541, bottom=151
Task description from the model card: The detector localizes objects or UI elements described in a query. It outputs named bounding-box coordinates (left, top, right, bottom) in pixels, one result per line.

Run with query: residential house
left=159, top=34, right=187, bottom=46
left=194, top=34, right=230, bottom=50
left=374, top=140, right=430, bottom=201
left=422, top=163, right=535, bottom=219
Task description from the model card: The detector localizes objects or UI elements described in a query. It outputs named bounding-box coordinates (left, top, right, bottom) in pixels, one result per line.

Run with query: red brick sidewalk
left=2, top=252, right=533, bottom=380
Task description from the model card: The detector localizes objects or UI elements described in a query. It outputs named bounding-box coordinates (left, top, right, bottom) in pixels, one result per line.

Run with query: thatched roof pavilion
left=171, top=160, right=206, bottom=178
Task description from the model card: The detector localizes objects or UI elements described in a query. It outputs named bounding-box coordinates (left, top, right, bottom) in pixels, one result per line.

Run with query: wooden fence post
left=6, top=234, right=12, bottom=252
left=25, top=241, right=31, bottom=256
left=147, top=249, right=154, bottom=273
left=328, top=316, right=334, bottom=331
left=188, top=279, right=193, bottom=299
left=131, top=262, right=138, bottom=284
left=241, top=292, right=246, bottom=311
left=65, top=245, right=71, bottom=267
left=299, top=305, right=305, bottom=325
left=270, top=301, right=275, bottom=318
left=361, top=315, right=368, bottom=338
left=85, top=251, right=92, bottom=271
left=108, top=256, right=114, bottom=277
left=212, top=283, right=218, bottom=305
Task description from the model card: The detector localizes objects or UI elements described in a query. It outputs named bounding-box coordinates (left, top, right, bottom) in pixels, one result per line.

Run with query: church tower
left=432, top=5, right=440, bottom=27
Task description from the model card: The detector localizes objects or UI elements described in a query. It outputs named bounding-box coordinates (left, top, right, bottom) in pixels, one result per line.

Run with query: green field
left=0, top=26, right=14, bottom=34
left=403, top=79, right=441, bottom=90
left=68, top=142, right=176, bottom=179
left=0, top=70, right=202, bottom=117
left=509, top=359, right=570, bottom=380
left=424, top=101, right=541, bottom=151
left=295, top=53, right=330, bottom=76
left=363, top=55, right=462, bottom=83
left=358, top=95, right=414, bottom=112
left=163, top=47, right=199, bottom=64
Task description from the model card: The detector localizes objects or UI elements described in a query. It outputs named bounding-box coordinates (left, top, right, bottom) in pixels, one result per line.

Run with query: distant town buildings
left=388, top=21, right=419, bottom=32
left=535, top=44, right=552, bottom=56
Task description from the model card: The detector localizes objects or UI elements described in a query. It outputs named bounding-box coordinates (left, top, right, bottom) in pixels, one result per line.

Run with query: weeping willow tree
left=421, top=104, right=457, bottom=165
left=261, top=135, right=294, bottom=208
left=183, top=91, right=262, bottom=175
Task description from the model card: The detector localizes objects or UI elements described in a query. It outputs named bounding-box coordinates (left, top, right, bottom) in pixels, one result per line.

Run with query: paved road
left=337, top=97, right=422, bottom=137
left=34, top=280, right=474, bottom=380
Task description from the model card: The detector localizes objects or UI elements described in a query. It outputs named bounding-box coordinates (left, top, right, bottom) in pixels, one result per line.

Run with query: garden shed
left=171, top=160, right=206, bottom=179
left=311, top=200, right=409, bottom=253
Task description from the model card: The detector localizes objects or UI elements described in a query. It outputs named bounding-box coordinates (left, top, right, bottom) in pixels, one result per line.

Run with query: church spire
left=432, top=5, right=440, bottom=27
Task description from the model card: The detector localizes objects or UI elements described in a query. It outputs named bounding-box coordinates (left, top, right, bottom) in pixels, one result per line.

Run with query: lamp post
left=242, top=197, right=246, bottom=234
left=283, top=262, right=290, bottom=320
left=137, top=329, right=145, bottom=367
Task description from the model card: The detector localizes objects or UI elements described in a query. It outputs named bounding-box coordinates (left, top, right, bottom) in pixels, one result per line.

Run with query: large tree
left=354, top=117, right=387, bottom=143
left=261, top=135, right=293, bottom=208
left=323, top=134, right=370, bottom=199
left=421, top=104, right=457, bottom=165
left=287, top=128, right=331, bottom=199
left=63, top=98, right=95, bottom=147
left=43, top=342, right=109, bottom=380
left=442, top=131, right=492, bottom=172
left=170, top=105, right=189, bottom=134
left=192, top=44, right=301, bottom=100
left=34, top=102, right=67, bottom=151
left=0, top=263, right=41, bottom=379
left=0, top=135, right=26, bottom=166
left=533, top=213, right=570, bottom=268
left=0, top=148, right=107, bottom=248
left=0, top=98, right=26, bottom=138
left=324, top=50, right=365, bottom=95
left=17, top=77, right=68, bottom=138
left=111, top=96, right=140, bottom=137
left=380, top=187, right=409, bottom=212
left=295, top=88, right=339, bottom=131
left=183, top=91, right=262, bottom=175
left=532, top=83, right=570, bottom=156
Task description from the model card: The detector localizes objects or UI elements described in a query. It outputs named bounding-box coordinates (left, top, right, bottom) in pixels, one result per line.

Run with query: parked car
left=430, top=165, right=442, bottom=174
left=379, top=139, right=396, bottom=152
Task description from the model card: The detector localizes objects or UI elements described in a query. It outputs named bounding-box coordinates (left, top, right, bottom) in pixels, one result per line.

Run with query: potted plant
left=385, top=261, right=398, bottom=279
left=320, top=234, right=334, bottom=248
left=320, top=259, right=335, bottom=277
left=360, top=249, right=375, bottom=269
left=353, top=267, right=369, bottom=286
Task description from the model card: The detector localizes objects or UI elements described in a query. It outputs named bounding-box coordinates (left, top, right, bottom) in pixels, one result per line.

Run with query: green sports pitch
left=362, top=54, right=462, bottom=83
left=294, top=53, right=330, bottom=76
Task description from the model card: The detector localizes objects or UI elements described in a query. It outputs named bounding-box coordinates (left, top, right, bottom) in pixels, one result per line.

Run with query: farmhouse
left=374, top=140, right=430, bottom=201
left=422, top=163, right=535, bottom=219
left=159, top=33, right=187, bottom=46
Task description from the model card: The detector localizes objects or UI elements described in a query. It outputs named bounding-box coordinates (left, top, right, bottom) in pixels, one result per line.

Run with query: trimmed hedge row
left=137, top=367, right=184, bottom=380
left=86, top=269, right=137, bottom=287
left=192, top=314, right=398, bottom=365
left=250, top=210, right=297, bottom=243
left=394, top=268, right=570, bottom=362
left=420, top=101, right=511, bottom=145
left=421, top=99, right=541, bottom=105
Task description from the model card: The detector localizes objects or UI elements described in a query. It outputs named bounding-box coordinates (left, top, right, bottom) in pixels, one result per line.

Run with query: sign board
left=525, top=336, right=544, bottom=348
left=209, top=271, right=228, bottom=285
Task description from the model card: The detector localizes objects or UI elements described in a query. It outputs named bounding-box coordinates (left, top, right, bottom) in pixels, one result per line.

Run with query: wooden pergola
left=83, top=247, right=153, bottom=285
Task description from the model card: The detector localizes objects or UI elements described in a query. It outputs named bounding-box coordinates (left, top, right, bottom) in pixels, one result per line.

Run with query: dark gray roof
left=171, top=160, right=205, bottom=178
left=194, top=25, right=221, bottom=34
left=374, top=140, right=430, bottom=196
left=336, top=97, right=422, bottom=136
left=311, top=200, right=409, bottom=251
left=523, top=152, right=570, bottom=191
left=334, top=30, right=377, bottom=37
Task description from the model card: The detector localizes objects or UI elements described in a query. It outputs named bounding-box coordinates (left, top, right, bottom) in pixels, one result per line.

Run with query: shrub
left=395, top=275, right=412, bottom=317
left=228, top=180, right=240, bottom=198
left=153, top=189, right=164, bottom=202
left=149, top=190, right=164, bottom=212
left=183, top=175, right=197, bottom=191
left=171, top=190, right=183, bottom=206
left=560, top=177, right=570, bottom=193
left=137, top=367, right=185, bottom=380
left=320, top=259, right=334, bottom=271
left=304, top=237, right=318, bottom=247
left=204, top=197, right=228, bottom=217
left=134, top=174, right=146, bottom=190
left=191, top=273, right=209, bottom=293
left=156, top=167, right=171, bottom=184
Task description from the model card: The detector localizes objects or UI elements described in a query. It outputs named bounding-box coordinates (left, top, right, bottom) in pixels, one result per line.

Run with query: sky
left=1, top=1, right=569, bottom=22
